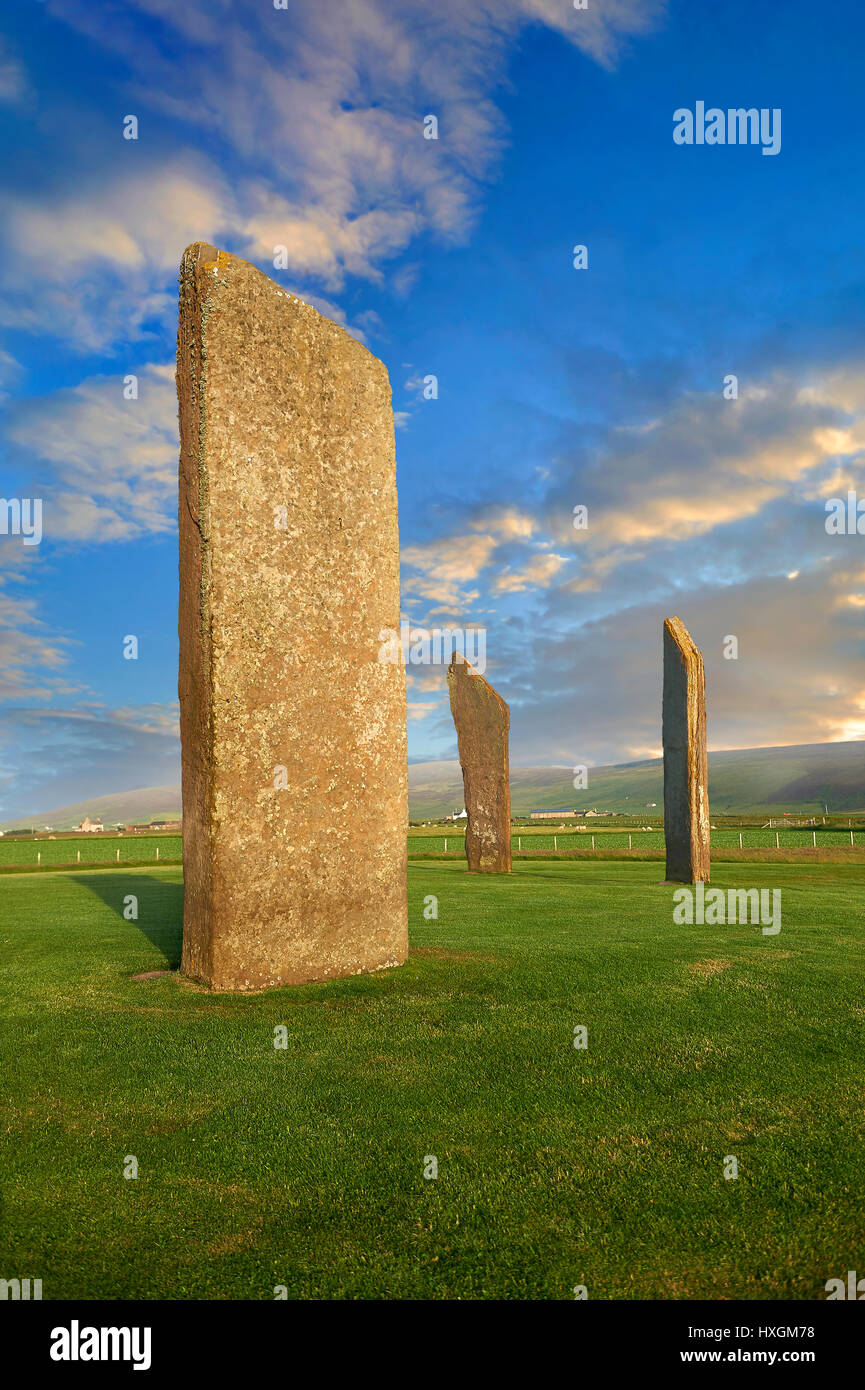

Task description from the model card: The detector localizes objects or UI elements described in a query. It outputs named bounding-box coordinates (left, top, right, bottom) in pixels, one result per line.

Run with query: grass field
left=408, top=829, right=865, bottom=853
left=0, top=834, right=181, bottom=868
left=1, top=859, right=863, bottom=1299
left=1, top=827, right=862, bottom=869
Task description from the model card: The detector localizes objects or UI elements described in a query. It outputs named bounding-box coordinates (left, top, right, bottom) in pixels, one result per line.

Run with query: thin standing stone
left=447, top=652, right=511, bottom=873
left=663, top=616, right=710, bottom=883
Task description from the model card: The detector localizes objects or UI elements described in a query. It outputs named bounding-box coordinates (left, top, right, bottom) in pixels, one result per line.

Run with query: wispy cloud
left=493, top=552, right=569, bottom=593
left=1, top=160, right=237, bottom=349
left=0, top=579, right=77, bottom=702
left=401, top=502, right=573, bottom=618
left=0, top=704, right=181, bottom=819
left=0, top=36, right=29, bottom=106
left=2, top=0, right=663, bottom=349
left=542, top=364, right=865, bottom=589
left=6, top=362, right=179, bottom=540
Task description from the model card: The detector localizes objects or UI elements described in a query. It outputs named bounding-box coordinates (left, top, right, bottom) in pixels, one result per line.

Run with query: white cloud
left=544, top=365, right=865, bottom=589
left=1, top=160, right=239, bottom=350
left=407, top=699, right=442, bottom=721
left=4, top=0, right=664, bottom=347
left=402, top=508, right=573, bottom=612
left=470, top=507, right=537, bottom=541
left=0, top=584, right=76, bottom=701
left=0, top=703, right=182, bottom=820
left=494, top=552, right=568, bottom=592
left=6, top=363, right=179, bottom=541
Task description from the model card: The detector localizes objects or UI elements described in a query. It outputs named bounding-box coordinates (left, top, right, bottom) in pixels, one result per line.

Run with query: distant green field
left=408, top=828, right=862, bottom=853
left=0, top=835, right=181, bottom=867
left=1, top=827, right=862, bottom=869
left=1, top=859, right=863, bottom=1299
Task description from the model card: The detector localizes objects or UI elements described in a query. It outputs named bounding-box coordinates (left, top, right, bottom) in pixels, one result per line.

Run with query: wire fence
left=1, top=827, right=862, bottom=869
left=0, top=835, right=182, bottom=868
left=409, top=828, right=864, bottom=853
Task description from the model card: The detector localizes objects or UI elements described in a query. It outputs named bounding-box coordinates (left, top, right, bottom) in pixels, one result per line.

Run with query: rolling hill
left=0, top=786, right=183, bottom=833
left=408, top=741, right=865, bottom=819
left=2, top=742, right=863, bottom=831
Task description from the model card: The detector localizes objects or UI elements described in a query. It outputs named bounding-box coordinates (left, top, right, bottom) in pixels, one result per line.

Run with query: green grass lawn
left=1, top=860, right=863, bottom=1300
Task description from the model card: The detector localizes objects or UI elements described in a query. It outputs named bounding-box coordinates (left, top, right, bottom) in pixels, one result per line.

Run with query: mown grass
left=0, top=860, right=863, bottom=1300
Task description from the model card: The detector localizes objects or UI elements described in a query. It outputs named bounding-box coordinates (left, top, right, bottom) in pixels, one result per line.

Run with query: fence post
left=156, top=846, right=159, bottom=861
left=518, top=836, right=521, bottom=851
left=775, top=831, right=779, bottom=849
left=812, top=830, right=816, bottom=847
left=591, top=835, right=595, bottom=850
left=738, top=832, right=742, bottom=849
left=116, top=848, right=120, bottom=862
left=628, top=833, right=632, bottom=850
left=851, top=830, right=854, bottom=846
left=37, top=850, right=40, bottom=865
left=554, top=835, right=557, bottom=851
left=444, top=838, right=447, bottom=853
left=77, top=849, right=81, bottom=862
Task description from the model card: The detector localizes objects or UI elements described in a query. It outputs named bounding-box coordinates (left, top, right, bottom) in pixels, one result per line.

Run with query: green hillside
left=0, top=785, right=182, bottom=833
left=3, top=742, right=864, bottom=831
left=408, top=741, right=865, bottom=819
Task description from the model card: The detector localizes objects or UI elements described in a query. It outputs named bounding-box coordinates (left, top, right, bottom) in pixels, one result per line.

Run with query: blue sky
left=1, top=0, right=864, bottom=818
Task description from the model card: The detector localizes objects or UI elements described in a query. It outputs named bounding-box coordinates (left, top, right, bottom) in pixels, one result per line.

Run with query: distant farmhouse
left=77, top=816, right=104, bottom=833
left=124, top=821, right=182, bottom=833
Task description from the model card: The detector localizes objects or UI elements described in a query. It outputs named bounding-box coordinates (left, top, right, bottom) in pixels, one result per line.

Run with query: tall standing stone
left=447, top=653, right=511, bottom=873
left=663, top=616, right=710, bottom=884
left=177, top=243, right=407, bottom=989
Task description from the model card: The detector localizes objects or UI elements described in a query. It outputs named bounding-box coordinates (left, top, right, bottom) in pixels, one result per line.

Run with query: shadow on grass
left=70, top=872, right=183, bottom=967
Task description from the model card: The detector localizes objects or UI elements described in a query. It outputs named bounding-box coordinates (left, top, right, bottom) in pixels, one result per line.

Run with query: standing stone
left=177, top=243, right=407, bottom=989
left=663, top=616, right=710, bottom=883
left=447, top=653, right=511, bottom=873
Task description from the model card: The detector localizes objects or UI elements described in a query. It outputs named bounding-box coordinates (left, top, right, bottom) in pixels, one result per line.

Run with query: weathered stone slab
left=177, top=242, right=407, bottom=989
left=663, top=616, right=710, bottom=884
left=447, top=653, right=511, bottom=873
